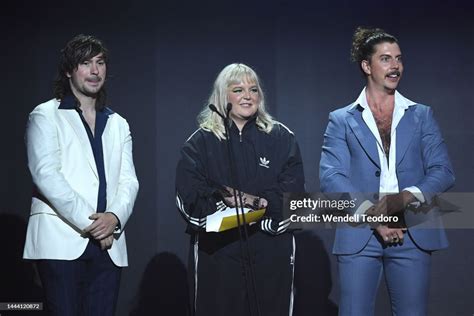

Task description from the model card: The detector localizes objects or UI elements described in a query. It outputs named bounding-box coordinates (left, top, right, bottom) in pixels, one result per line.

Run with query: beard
left=70, top=76, right=105, bottom=98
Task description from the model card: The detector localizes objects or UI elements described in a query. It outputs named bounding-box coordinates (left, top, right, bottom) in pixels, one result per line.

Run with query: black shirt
left=58, top=95, right=113, bottom=212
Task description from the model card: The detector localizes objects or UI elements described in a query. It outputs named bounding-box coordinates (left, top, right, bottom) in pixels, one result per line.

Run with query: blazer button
left=375, top=170, right=381, bottom=177
left=373, top=193, right=379, bottom=200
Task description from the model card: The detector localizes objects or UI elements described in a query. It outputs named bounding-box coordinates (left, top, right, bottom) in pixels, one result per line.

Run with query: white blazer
left=23, top=98, right=139, bottom=267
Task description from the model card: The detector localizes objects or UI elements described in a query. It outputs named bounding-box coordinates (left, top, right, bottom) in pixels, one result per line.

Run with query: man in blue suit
left=320, top=27, right=455, bottom=315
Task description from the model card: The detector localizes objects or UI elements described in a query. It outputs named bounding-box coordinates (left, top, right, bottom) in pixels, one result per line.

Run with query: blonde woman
left=176, top=63, right=305, bottom=316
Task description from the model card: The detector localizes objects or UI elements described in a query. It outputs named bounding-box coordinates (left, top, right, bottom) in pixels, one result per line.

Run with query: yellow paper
left=218, top=208, right=266, bottom=232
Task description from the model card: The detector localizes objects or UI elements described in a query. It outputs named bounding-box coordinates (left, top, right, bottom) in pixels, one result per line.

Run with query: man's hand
left=84, top=213, right=118, bottom=240
left=366, top=191, right=416, bottom=217
left=99, top=235, right=114, bottom=250
left=375, top=225, right=407, bottom=245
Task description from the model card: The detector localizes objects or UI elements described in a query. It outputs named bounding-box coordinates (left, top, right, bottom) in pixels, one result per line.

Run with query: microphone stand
left=209, top=104, right=261, bottom=316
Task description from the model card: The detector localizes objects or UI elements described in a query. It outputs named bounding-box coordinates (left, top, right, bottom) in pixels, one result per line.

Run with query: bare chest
left=82, top=113, right=96, bottom=137
left=373, top=112, right=392, bottom=157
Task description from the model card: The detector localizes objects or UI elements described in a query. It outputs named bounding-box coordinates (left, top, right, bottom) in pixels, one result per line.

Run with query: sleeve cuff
left=403, top=186, right=425, bottom=206
left=106, top=211, right=122, bottom=232
left=354, top=200, right=374, bottom=215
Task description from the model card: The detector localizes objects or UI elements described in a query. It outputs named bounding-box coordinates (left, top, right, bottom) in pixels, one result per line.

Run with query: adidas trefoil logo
left=259, top=157, right=270, bottom=168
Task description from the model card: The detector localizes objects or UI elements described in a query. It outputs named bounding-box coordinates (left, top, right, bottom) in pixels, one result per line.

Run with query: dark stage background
left=1, top=1, right=473, bottom=315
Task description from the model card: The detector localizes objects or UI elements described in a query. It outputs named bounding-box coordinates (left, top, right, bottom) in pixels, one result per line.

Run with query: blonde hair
left=198, top=63, right=274, bottom=140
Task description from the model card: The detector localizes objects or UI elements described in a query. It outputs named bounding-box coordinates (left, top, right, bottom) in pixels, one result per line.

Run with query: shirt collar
left=57, top=94, right=78, bottom=110
left=58, top=94, right=114, bottom=115
left=352, top=87, right=417, bottom=111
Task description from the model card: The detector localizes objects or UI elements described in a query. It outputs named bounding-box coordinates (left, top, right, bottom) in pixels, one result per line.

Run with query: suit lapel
left=346, top=106, right=380, bottom=168
left=396, top=106, right=418, bottom=167
left=101, top=117, right=115, bottom=182
left=60, top=110, right=99, bottom=179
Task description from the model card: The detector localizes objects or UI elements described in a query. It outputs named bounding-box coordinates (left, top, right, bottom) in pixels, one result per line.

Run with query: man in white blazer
left=23, top=34, right=139, bottom=316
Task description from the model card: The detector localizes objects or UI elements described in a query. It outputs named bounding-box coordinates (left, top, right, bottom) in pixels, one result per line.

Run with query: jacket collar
left=229, top=115, right=258, bottom=135
left=346, top=88, right=419, bottom=168
left=58, top=94, right=114, bottom=116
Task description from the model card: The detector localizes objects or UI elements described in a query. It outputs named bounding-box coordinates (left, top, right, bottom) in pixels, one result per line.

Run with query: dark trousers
left=191, top=229, right=294, bottom=316
left=37, top=240, right=121, bottom=316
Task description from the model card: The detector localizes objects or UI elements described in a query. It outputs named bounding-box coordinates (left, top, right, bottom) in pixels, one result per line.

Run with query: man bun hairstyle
left=351, top=27, right=398, bottom=74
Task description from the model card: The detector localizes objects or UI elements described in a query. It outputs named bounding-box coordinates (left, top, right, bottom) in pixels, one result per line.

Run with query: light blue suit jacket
left=320, top=102, right=455, bottom=254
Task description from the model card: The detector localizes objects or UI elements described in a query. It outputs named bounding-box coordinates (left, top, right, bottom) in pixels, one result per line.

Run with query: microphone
left=209, top=101, right=260, bottom=315
left=226, top=103, right=233, bottom=118
left=209, top=104, right=226, bottom=119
